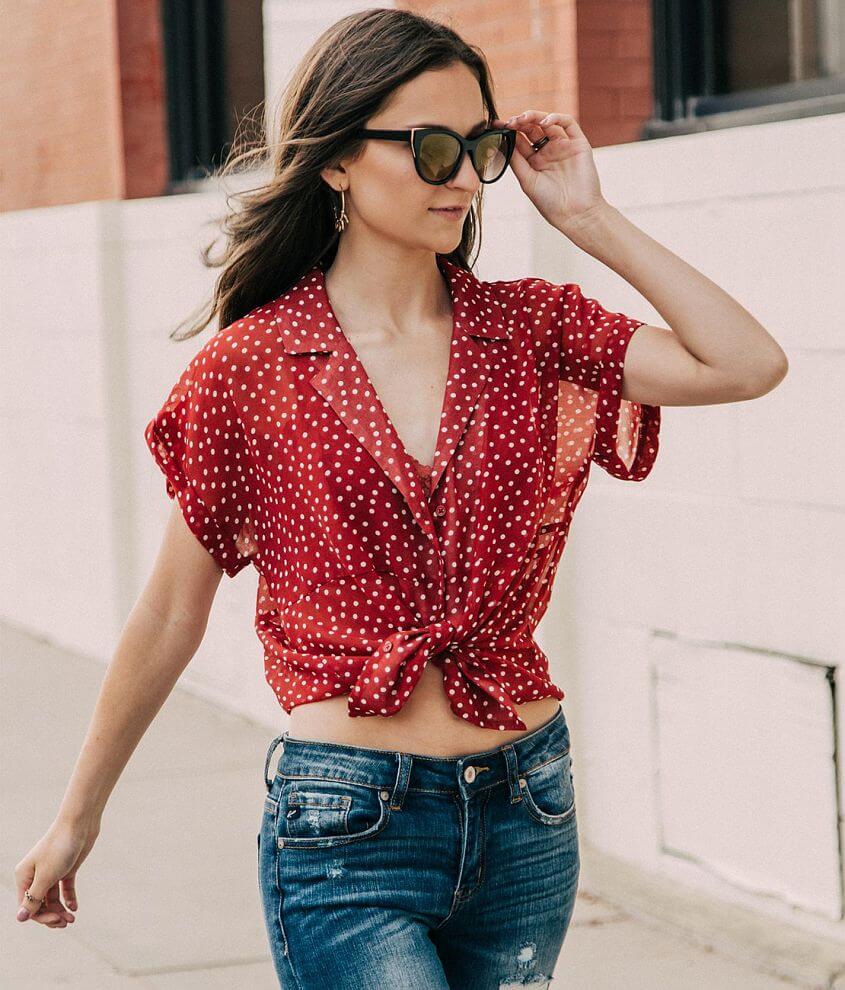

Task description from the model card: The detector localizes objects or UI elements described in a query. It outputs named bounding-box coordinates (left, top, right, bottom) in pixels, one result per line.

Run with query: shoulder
left=478, top=272, right=581, bottom=324
left=475, top=273, right=584, bottom=361
left=183, top=299, right=287, bottom=392
left=439, top=258, right=582, bottom=332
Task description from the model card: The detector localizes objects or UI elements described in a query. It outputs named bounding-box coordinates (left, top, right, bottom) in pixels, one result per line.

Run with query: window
left=647, top=0, right=845, bottom=136
left=160, top=0, right=265, bottom=186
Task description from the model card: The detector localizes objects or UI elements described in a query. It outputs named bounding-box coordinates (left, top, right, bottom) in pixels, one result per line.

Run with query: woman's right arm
left=13, top=503, right=227, bottom=927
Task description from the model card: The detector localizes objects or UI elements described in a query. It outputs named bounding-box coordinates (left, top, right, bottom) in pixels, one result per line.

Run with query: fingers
left=43, top=881, right=75, bottom=926
left=61, top=875, right=79, bottom=911
left=62, top=875, right=78, bottom=912
left=499, top=110, right=587, bottom=149
left=16, top=873, right=75, bottom=927
left=506, top=111, right=552, bottom=146
left=16, top=887, right=55, bottom=924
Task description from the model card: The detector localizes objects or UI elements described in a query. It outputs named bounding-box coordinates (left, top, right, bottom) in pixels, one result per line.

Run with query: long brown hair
left=171, top=7, right=502, bottom=341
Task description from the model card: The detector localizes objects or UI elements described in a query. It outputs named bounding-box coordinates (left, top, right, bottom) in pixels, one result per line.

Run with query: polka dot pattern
left=144, top=256, right=660, bottom=730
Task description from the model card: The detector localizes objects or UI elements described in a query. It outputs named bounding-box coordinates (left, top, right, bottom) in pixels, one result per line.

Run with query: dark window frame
left=160, top=0, right=230, bottom=188
left=645, top=0, right=845, bottom=138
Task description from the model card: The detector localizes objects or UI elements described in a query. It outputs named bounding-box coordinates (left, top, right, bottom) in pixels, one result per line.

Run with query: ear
left=319, top=165, right=344, bottom=190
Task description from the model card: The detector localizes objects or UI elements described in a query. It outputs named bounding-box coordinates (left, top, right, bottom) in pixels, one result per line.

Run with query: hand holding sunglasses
left=492, top=111, right=610, bottom=234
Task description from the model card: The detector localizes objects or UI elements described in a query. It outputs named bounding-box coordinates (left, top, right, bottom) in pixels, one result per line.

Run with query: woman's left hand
left=492, top=111, right=609, bottom=232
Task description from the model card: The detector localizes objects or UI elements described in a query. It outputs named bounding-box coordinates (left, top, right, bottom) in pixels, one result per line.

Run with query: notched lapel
left=309, top=347, right=440, bottom=543
left=274, top=257, right=512, bottom=544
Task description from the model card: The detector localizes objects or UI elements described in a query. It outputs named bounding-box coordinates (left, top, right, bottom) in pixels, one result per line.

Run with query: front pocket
left=286, top=790, right=351, bottom=839
left=276, top=776, right=391, bottom=849
left=518, top=750, right=576, bottom=826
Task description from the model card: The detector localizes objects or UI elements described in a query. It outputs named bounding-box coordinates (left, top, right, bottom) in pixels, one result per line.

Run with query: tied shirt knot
left=347, top=617, right=458, bottom=718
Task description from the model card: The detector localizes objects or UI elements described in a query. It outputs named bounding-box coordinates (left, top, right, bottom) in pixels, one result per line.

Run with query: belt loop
left=263, top=732, right=287, bottom=791
left=502, top=744, right=522, bottom=804
left=388, top=752, right=412, bottom=811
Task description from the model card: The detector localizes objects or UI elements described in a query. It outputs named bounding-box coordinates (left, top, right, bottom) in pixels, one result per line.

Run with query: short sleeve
left=144, top=345, right=256, bottom=577
left=521, top=277, right=661, bottom=482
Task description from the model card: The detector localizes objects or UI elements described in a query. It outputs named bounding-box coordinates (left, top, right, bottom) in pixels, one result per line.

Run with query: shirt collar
left=275, top=255, right=510, bottom=354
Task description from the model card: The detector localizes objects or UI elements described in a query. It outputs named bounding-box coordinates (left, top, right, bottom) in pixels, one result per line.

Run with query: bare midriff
left=287, top=454, right=562, bottom=757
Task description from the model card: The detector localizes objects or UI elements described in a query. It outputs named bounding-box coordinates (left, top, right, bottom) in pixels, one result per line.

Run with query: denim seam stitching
left=431, top=794, right=465, bottom=930
left=454, top=787, right=492, bottom=904
left=272, top=790, right=300, bottom=987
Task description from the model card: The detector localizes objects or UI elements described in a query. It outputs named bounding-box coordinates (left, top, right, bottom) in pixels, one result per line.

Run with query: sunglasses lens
left=418, top=133, right=462, bottom=182
left=475, top=132, right=510, bottom=181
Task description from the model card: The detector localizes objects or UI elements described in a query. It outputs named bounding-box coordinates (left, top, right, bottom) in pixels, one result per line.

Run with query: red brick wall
left=0, top=0, right=168, bottom=212
left=398, top=0, right=581, bottom=131
left=116, top=0, right=169, bottom=201
left=0, top=0, right=125, bottom=211
left=395, top=0, right=653, bottom=148
left=0, top=0, right=653, bottom=212
left=575, top=0, right=653, bottom=146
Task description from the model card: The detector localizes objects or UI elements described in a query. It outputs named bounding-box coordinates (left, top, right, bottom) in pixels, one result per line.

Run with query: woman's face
left=330, top=63, right=489, bottom=254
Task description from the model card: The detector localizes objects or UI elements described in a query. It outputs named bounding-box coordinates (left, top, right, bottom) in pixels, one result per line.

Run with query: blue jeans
left=257, top=705, right=579, bottom=989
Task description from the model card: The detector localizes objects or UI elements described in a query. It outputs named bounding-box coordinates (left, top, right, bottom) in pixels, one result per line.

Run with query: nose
left=449, top=148, right=481, bottom=191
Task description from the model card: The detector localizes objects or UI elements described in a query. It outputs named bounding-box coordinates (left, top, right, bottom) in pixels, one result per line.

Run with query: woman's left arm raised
left=497, top=110, right=789, bottom=407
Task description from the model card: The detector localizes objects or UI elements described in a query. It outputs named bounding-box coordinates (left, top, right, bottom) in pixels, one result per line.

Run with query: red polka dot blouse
left=144, top=255, right=660, bottom=730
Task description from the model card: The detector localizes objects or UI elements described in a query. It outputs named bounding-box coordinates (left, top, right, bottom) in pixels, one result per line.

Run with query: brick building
left=4, top=0, right=841, bottom=212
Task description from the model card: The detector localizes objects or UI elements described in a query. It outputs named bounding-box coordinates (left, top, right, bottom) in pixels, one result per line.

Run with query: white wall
left=0, top=193, right=283, bottom=728
left=495, top=112, right=844, bottom=942
left=2, top=20, right=842, bottom=944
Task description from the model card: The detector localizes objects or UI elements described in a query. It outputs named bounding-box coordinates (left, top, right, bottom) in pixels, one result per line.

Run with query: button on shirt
left=144, top=255, right=660, bottom=730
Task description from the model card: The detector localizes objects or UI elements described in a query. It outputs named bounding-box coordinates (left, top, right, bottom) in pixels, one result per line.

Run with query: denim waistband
left=262, top=704, right=570, bottom=806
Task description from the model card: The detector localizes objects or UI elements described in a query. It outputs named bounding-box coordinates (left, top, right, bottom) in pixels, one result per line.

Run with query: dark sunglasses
left=352, top=126, right=517, bottom=185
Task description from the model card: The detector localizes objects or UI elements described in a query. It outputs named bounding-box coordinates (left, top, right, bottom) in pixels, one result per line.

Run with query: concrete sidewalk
left=1, top=622, right=835, bottom=988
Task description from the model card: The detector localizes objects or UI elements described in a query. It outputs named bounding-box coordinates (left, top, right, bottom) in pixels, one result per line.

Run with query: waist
left=278, top=703, right=571, bottom=791
left=287, top=663, right=563, bottom=757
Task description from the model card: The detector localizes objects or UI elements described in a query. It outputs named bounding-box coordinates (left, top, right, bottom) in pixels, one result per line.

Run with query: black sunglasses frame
left=352, top=126, right=517, bottom=185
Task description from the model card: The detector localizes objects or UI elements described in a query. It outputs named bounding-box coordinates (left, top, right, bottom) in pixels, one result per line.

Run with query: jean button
left=463, top=766, right=476, bottom=783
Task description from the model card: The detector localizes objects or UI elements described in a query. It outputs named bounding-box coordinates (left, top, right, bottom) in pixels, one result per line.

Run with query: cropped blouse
left=144, top=255, right=661, bottom=730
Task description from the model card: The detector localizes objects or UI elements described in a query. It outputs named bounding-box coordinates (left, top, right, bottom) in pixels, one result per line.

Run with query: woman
left=14, top=8, right=788, bottom=988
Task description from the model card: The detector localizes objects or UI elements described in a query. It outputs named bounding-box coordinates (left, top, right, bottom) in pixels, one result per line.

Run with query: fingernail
left=17, top=909, right=30, bottom=921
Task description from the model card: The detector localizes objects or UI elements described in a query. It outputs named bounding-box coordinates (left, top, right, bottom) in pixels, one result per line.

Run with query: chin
left=431, top=235, right=464, bottom=253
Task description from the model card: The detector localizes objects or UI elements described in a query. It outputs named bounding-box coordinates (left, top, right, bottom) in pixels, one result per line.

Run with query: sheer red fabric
left=409, top=453, right=434, bottom=497
left=144, top=256, right=660, bottom=729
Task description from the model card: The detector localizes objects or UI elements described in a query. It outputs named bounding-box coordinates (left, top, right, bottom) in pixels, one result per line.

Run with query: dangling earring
left=333, top=187, right=349, bottom=233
